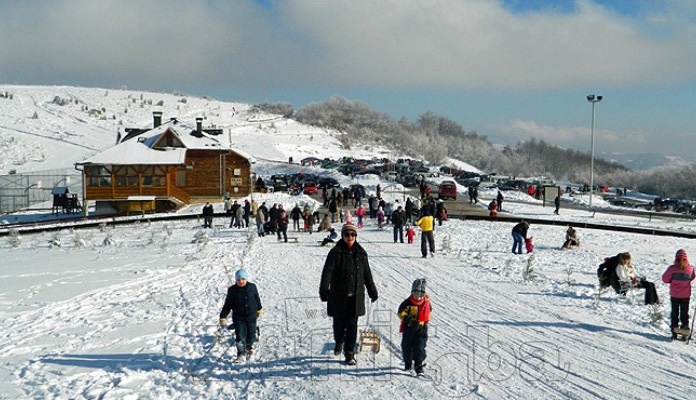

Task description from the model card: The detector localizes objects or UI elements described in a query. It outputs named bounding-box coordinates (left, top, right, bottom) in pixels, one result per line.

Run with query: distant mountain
left=602, top=152, right=693, bottom=171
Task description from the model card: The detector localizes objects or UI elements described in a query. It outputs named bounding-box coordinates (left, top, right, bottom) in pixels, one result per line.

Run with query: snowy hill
left=2, top=85, right=696, bottom=399
left=0, top=85, right=448, bottom=176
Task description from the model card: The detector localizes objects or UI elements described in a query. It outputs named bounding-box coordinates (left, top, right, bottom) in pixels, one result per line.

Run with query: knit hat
left=675, top=249, right=689, bottom=264
left=235, top=269, right=248, bottom=281
left=411, top=278, right=427, bottom=298
left=341, top=224, right=358, bottom=235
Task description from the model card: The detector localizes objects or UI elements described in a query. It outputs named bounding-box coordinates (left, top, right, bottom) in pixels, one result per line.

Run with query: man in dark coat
left=219, top=269, right=263, bottom=362
left=202, top=202, right=214, bottom=228
left=392, top=205, right=407, bottom=243
left=319, top=224, right=379, bottom=365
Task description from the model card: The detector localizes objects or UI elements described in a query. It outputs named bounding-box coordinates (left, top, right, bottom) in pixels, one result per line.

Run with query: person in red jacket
left=662, top=249, right=696, bottom=340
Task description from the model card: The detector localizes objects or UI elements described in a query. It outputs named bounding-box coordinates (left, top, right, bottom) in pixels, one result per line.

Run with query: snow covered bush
left=8, top=229, right=21, bottom=248
left=522, top=254, right=538, bottom=282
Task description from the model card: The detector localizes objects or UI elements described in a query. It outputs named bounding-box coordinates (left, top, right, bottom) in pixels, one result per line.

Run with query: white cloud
left=0, top=0, right=693, bottom=91
left=492, top=118, right=657, bottom=156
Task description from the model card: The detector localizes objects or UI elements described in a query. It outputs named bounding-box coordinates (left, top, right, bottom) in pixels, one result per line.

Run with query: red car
left=303, top=181, right=318, bottom=195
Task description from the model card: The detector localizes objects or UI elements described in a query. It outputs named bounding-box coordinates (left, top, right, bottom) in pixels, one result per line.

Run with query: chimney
left=153, top=111, right=162, bottom=127
left=196, top=117, right=203, bottom=135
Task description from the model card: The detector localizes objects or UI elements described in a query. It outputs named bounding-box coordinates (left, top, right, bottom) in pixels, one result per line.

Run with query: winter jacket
left=392, top=210, right=407, bottom=227
left=416, top=215, right=434, bottom=232
left=512, top=222, right=529, bottom=238
left=662, top=264, right=695, bottom=299
left=319, top=240, right=378, bottom=318
left=219, top=282, right=262, bottom=322
left=291, top=206, right=302, bottom=220
left=616, top=263, right=639, bottom=284
left=355, top=206, right=366, bottom=217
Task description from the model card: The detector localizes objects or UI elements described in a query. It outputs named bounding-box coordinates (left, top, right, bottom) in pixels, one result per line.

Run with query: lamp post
left=587, top=94, right=602, bottom=209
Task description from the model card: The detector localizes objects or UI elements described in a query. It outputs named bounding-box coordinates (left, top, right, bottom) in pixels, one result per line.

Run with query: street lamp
left=587, top=94, right=602, bottom=209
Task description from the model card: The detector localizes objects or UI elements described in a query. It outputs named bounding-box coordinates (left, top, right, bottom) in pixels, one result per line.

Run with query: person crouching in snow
left=406, top=225, right=416, bottom=244
left=398, top=279, right=431, bottom=375
left=219, top=269, right=263, bottom=362
left=662, top=249, right=695, bottom=339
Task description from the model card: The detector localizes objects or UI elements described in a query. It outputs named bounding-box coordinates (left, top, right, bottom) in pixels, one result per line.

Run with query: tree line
left=255, top=96, right=696, bottom=200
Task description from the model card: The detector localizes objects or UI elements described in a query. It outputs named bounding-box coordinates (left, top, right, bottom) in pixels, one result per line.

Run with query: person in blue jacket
left=219, top=269, right=263, bottom=362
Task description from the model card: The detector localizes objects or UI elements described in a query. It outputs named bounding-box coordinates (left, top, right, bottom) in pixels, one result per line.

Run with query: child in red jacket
left=662, top=249, right=696, bottom=340
left=405, top=225, right=416, bottom=244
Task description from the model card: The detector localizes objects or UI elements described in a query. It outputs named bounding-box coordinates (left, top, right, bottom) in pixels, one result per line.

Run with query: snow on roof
left=77, top=119, right=253, bottom=165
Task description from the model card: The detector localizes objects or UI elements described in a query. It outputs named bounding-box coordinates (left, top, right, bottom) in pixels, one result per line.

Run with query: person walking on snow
left=416, top=211, right=435, bottom=258
left=406, top=225, right=416, bottom=244
left=355, top=205, right=366, bottom=228
left=219, top=269, right=262, bottom=362
left=662, top=249, right=695, bottom=339
left=398, top=279, right=431, bottom=375
left=319, top=224, right=378, bottom=366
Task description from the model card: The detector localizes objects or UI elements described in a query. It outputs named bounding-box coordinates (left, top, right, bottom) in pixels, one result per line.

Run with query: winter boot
left=234, top=341, right=246, bottom=362
left=404, top=362, right=412, bottom=371
left=415, top=363, right=424, bottom=375
left=333, top=342, right=343, bottom=356
left=345, top=351, right=356, bottom=365
left=246, top=347, right=253, bottom=360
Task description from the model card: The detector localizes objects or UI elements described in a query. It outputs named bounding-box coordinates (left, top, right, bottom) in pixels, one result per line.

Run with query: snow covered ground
left=2, top=192, right=696, bottom=399
left=2, top=85, right=696, bottom=399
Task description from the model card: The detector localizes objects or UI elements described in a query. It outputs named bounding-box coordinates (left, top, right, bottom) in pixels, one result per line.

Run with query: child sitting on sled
left=397, top=279, right=431, bottom=375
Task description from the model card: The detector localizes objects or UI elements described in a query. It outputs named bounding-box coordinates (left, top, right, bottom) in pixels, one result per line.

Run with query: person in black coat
left=511, top=221, right=529, bottom=255
left=219, top=269, right=263, bottom=361
left=392, top=206, right=407, bottom=243
left=202, top=202, right=214, bottom=228
left=597, top=252, right=629, bottom=294
left=319, top=224, right=378, bottom=365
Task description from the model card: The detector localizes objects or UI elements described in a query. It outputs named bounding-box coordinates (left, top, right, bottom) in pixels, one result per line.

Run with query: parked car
left=438, top=180, right=458, bottom=200
left=303, top=181, right=319, bottom=195
left=317, top=177, right=341, bottom=188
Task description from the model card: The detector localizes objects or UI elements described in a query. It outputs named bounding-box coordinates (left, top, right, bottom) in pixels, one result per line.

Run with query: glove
left=320, top=291, right=329, bottom=302
left=257, top=309, right=263, bottom=317
left=219, top=318, right=227, bottom=327
left=631, top=277, right=637, bottom=284
left=371, top=297, right=378, bottom=303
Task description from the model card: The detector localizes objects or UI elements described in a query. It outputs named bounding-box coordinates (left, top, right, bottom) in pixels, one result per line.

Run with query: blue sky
left=1, top=0, right=695, bottom=160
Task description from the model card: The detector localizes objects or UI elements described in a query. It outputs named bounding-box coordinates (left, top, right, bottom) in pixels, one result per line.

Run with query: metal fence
left=0, top=168, right=82, bottom=213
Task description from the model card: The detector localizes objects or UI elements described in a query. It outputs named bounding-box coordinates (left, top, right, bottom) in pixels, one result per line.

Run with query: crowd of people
left=213, top=178, right=694, bottom=373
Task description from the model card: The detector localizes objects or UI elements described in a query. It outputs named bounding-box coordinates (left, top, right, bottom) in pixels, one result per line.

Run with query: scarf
left=409, top=294, right=431, bottom=324
left=398, top=294, right=431, bottom=333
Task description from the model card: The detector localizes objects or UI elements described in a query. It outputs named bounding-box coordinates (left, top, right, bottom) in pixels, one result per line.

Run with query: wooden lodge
left=75, top=112, right=254, bottom=214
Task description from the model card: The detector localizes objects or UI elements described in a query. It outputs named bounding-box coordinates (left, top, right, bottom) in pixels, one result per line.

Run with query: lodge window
left=85, top=165, right=112, bottom=187
left=142, top=166, right=166, bottom=187
left=176, top=170, right=186, bottom=186
left=114, top=166, right=138, bottom=187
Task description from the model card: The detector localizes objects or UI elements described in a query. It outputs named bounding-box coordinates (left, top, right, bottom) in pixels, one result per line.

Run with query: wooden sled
left=359, top=329, right=381, bottom=353
left=673, top=327, right=691, bottom=341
